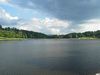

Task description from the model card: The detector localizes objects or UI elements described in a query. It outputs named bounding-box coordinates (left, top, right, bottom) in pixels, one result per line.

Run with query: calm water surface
left=0, top=39, right=100, bottom=75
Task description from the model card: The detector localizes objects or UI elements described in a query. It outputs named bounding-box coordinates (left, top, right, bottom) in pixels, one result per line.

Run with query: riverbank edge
left=0, top=37, right=26, bottom=41
left=0, top=37, right=99, bottom=41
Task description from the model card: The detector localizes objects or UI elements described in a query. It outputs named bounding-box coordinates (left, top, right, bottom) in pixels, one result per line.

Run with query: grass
left=0, top=37, right=99, bottom=41
left=78, top=37, right=98, bottom=40
left=0, top=37, right=25, bottom=41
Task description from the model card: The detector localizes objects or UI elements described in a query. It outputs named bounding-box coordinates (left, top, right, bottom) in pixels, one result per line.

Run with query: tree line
left=0, top=25, right=100, bottom=39
left=0, top=25, right=47, bottom=38
left=63, top=31, right=100, bottom=38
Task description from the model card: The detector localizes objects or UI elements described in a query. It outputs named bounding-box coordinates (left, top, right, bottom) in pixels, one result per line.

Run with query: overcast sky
left=0, top=0, right=100, bottom=34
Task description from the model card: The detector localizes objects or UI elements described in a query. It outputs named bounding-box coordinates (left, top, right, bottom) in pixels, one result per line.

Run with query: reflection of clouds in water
left=0, top=40, right=100, bottom=75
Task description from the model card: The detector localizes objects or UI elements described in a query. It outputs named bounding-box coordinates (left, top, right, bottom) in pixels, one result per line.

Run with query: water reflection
left=0, top=39, right=100, bottom=75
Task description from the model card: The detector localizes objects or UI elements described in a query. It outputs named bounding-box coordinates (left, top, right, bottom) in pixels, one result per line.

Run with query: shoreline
left=0, top=37, right=99, bottom=41
left=0, top=37, right=25, bottom=41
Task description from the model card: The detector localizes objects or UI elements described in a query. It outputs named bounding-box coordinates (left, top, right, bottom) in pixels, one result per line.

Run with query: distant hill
left=63, top=31, right=100, bottom=39
left=0, top=25, right=100, bottom=39
left=0, top=25, right=47, bottom=38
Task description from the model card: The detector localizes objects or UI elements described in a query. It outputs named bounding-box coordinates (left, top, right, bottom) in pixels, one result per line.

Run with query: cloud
left=17, top=17, right=100, bottom=34
left=0, top=0, right=9, bottom=3
left=49, top=28, right=60, bottom=34
left=10, top=0, right=100, bottom=22
left=1, top=0, right=100, bottom=34
left=0, top=8, right=19, bottom=26
left=71, top=19, right=100, bottom=32
left=18, top=18, right=71, bottom=34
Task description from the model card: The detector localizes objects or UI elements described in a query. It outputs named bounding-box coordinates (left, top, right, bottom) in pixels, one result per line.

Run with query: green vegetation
left=0, top=25, right=47, bottom=40
left=63, top=31, right=100, bottom=39
left=0, top=25, right=100, bottom=40
left=0, top=37, right=24, bottom=41
left=48, top=31, right=100, bottom=39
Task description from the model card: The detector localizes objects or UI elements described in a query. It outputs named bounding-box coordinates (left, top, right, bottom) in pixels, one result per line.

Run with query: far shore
left=0, top=37, right=99, bottom=41
left=78, top=37, right=99, bottom=40
left=0, top=37, right=25, bottom=41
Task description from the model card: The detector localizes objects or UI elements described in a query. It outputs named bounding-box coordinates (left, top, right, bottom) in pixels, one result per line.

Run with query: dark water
left=0, top=39, right=100, bottom=75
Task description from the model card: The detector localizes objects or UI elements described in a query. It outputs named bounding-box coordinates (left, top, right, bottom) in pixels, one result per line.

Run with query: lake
left=0, top=39, right=100, bottom=75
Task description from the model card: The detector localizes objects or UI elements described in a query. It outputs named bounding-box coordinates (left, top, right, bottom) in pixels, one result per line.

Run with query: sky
left=0, top=0, right=100, bottom=34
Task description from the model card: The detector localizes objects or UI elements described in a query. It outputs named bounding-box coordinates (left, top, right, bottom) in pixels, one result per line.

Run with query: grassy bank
left=0, top=37, right=25, bottom=41
left=0, top=37, right=99, bottom=41
left=78, top=37, right=98, bottom=40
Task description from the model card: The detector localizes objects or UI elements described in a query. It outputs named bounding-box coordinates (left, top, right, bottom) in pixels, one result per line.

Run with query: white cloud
left=0, top=0, right=9, bottom=3
left=42, top=18, right=69, bottom=28
left=18, top=20, right=42, bottom=32
left=0, top=8, right=19, bottom=25
left=73, top=19, right=100, bottom=33
left=49, top=28, right=60, bottom=34
left=18, top=18, right=71, bottom=34
left=0, top=8, right=18, bottom=20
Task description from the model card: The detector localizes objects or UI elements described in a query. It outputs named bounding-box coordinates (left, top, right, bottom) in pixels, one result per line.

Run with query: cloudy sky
left=0, top=0, right=100, bottom=34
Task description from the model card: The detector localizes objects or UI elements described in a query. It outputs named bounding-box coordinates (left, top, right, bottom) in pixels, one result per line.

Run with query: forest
left=0, top=25, right=47, bottom=38
left=0, top=25, right=100, bottom=39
